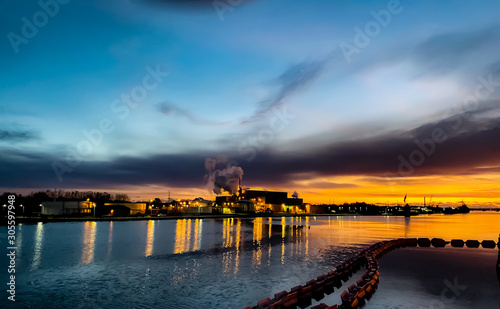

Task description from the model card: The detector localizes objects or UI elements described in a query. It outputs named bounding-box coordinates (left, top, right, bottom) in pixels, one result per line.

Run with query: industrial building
left=41, top=200, right=94, bottom=216
left=215, top=188, right=303, bottom=213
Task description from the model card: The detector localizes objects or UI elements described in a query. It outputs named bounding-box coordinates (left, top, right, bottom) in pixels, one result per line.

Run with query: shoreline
left=3, top=210, right=497, bottom=225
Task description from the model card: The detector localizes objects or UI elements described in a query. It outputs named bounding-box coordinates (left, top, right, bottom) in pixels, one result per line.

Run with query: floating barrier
left=466, top=240, right=480, bottom=248
left=250, top=236, right=498, bottom=309
left=481, top=240, right=496, bottom=249
left=451, top=239, right=464, bottom=247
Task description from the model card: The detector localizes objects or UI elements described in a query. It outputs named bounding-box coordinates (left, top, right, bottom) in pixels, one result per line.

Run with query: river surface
left=1, top=212, right=499, bottom=308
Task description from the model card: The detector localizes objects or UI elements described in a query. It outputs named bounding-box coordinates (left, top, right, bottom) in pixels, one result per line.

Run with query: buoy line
left=247, top=237, right=500, bottom=309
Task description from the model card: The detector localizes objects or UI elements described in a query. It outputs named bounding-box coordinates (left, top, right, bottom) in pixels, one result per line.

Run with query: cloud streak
left=241, top=58, right=330, bottom=124
left=157, top=101, right=231, bottom=125
left=0, top=130, right=37, bottom=141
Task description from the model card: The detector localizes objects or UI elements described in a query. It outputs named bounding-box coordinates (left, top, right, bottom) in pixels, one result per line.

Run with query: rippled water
left=1, top=212, right=499, bottom=308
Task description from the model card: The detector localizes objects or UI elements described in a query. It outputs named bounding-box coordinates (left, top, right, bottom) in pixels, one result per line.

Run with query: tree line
left=1, top=190, right=130, bottom=215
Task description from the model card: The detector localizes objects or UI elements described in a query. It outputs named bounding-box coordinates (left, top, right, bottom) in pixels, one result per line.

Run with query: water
left=1, top=212, right=499, bottom=308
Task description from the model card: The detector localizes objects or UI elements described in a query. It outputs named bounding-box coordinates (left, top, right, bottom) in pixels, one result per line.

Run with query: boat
left=444, top=201, right=470, bottom=214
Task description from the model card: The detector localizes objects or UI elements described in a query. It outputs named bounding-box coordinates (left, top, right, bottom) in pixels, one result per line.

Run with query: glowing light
left=252, top=217, right=263, bottom=266
left=81, top=221, right=97, bottom=265
left=193, top=219, right=202, bottom=251
left=145, top=220, right=155, bottom=257
left=174, top=219, right=187, bottom=254
left=31, top=222, right=44, bottom=271
left=107, top=221, right=113, bottom=259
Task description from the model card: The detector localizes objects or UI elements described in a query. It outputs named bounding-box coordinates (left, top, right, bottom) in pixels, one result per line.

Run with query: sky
left=1, top=0, right=500, bottom=206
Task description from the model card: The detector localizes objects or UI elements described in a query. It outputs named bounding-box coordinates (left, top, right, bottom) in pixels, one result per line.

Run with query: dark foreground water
left=1, top=212, right=499, bottom=308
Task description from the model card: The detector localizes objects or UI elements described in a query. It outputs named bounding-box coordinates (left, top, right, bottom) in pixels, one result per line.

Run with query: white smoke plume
left=205, top=158, right=244, bottom=195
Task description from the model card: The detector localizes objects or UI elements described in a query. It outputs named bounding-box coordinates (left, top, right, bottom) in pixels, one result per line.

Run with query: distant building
left=215, top=188, right=303, bottom=213
left=104, top=202, right=147, bottom=215
left=41, top=200, right=94, bottom=216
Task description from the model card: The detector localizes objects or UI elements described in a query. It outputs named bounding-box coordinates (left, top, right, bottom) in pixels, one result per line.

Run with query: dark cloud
left=0, top=130, right=37, bottom=141
left=1, top=105, right=499, bottom=191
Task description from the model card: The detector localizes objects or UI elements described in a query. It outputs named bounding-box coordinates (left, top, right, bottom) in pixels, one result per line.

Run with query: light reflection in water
left=223, top=218, right=240, bottom=273
left=268, top=217, right=272, bottom=265
left=252, top=217, right=263, bottom=266
left=174, top=219, right=186, bottom=254
left=31, top=222, right=44, bottom=271
left=17, top=224, right=23, bottom=261
left=234, top=219, right=241, bottom=274
left=305, top=216, right=309, bottom=256
left=107, top=221, right=113, bottom=259
left=193, top=219, right=202, bottom=251
left=281, top=217, right=286, bottom=265
left=186, top=219, right=192, bottom=252
left=81, top=221, right=97, bottom=265
left=223, top=218, right=233, bottom=248
left=145, top=220, right=155, bottom=257
left=174, top=219, right=203, bottom=254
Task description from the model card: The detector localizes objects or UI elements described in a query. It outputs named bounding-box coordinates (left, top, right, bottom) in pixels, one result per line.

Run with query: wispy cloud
left=0, top=130, right=38, bottom=142
left=135, top=0, right=255, bottom=10
left=157, top=101, right=231, bottom=126
left=241, top=57, right=330, bottom=124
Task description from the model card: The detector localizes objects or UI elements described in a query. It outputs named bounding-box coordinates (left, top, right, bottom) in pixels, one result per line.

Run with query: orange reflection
left=305, top=216, right=309, bottom=256
left=253, top=217, right=263, bottom=266
left=268, top=217, right=272, bottom=264
left=145, top=220, right=155, bottom=257
left=223, top=218, right=236, bottom=273
left=223, top=218, right=234, bottom=248
left=174, top=219, right=187, bottom=254
left=81, top=221, right=97, bottom=265
left=234, top=219, right=241, bottom=274
left=281, top=217, right=286, bottom=264
left=174, top=219, right=202, bottom=254
left=193, top=219, right=202, bottom=251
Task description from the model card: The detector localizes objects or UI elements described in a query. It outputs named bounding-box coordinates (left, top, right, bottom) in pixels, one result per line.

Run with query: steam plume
left=205, top=158, right=244, bottom=195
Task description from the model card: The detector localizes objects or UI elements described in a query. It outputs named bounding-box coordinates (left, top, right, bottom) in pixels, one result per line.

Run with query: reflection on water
left=31, top=222, right=44, bottom=271
left=81, top=221, right=97, bottom=265
left=145, top=220, right=155, bottom=257
left=7, top=212, right=499, bottom=309
left=281, top=217, right=286, bottom=264
left=174, top=219, right=203, bottom=254
left=221, top=218, right=243, bottom=274
left=193, top=219, right=202, bottom=251
left=235, top=219, right=241, bottom=274
left=253, top=217, right=263, bottom=266
left=17, top=224, right=23, bottom=261
left=107, top=221, right=113, bottom=259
